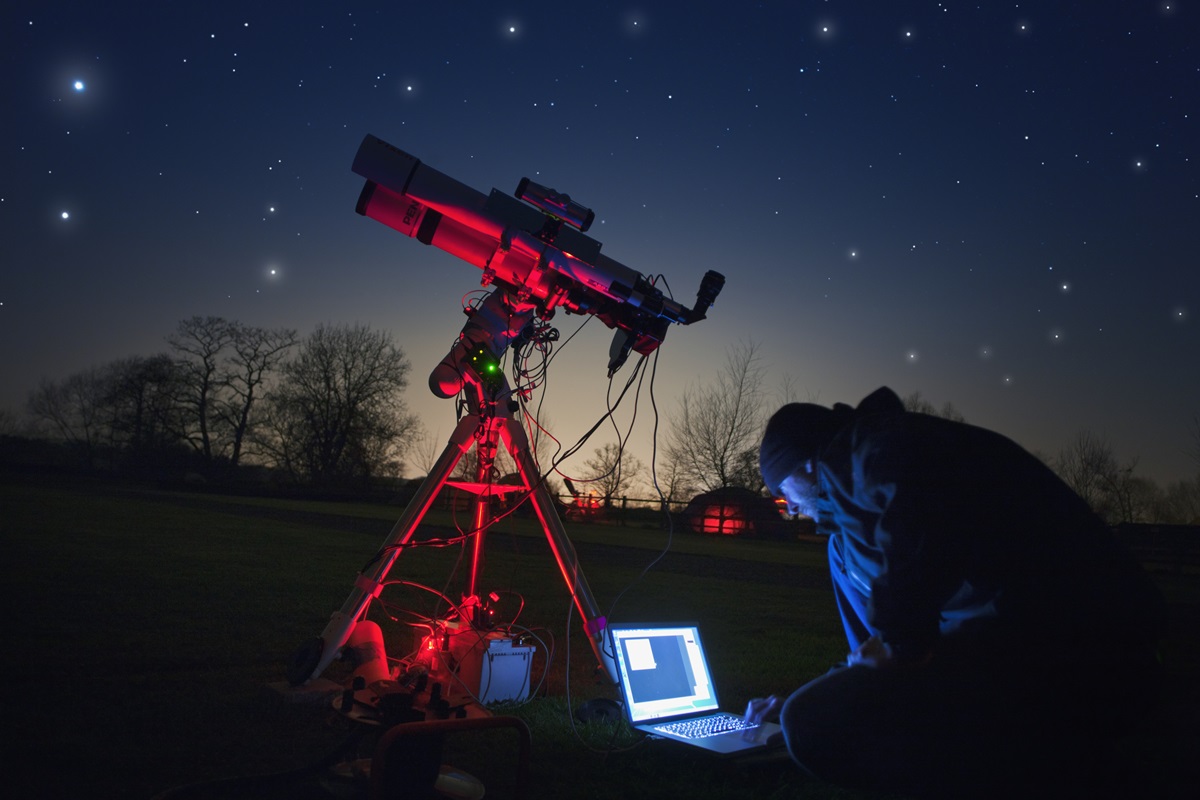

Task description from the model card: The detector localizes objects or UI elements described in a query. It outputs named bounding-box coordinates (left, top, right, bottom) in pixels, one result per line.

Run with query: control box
left=418, top=622, right=535, bottom=705
left=478, top=636, right=535, bottom=704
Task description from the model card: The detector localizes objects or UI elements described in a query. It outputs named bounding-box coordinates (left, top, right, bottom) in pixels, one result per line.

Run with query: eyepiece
left=693, top=271, right=725, bottom=319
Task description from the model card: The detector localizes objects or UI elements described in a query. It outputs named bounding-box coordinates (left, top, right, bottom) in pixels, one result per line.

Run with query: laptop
left=608, top=622, right=783, bottom=756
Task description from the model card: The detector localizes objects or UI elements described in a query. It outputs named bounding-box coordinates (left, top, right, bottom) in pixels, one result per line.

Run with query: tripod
left=287, top=295, right=618, bottom=689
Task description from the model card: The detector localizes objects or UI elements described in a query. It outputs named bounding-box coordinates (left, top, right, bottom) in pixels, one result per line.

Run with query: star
left=73, top=80, right=85, bottom=92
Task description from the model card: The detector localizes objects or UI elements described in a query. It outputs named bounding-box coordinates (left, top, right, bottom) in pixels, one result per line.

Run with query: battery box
left=478, top=636, right=535, bottom=703
left=418, top=623, right=535, bottom=705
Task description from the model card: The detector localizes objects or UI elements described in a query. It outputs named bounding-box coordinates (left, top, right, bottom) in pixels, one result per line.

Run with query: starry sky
left=3, top=1, right=1197, bottom=487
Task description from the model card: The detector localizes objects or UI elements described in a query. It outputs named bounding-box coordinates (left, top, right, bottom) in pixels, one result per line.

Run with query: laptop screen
left=609, top=623, right=721, bottom=724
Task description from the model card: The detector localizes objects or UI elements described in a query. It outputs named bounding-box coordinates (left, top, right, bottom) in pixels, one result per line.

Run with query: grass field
left=2, top=474, right=1197, bottom=799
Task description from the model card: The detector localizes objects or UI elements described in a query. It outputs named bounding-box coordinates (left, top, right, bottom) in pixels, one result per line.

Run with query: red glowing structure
left=561, top=477, right=604, bottom=521
left=683, top=487, right=792, bottom=538
left=696, top=503, right=749, bottom=536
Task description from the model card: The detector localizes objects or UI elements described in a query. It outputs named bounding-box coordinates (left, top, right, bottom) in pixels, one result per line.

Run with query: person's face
left=777, top=461, right=819, bottom=518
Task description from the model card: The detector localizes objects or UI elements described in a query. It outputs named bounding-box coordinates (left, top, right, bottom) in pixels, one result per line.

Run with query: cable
left=562, top=590, right=646, bottom=756
left=602, top=347, right=677, bottom=629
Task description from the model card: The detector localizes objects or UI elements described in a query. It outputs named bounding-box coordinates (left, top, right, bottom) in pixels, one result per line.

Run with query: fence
left=420, top=484, right=814, bottom=540
left=1113, top=523, right=1200, bottom=573
left=427, top=487, right=688, bottom=529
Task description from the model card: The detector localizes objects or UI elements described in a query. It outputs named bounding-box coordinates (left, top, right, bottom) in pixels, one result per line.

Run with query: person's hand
left=846, top=635, right=894, bottom=668
left=741, top=695, right=780, bottom=741
left=846, top=635, right=931, bottom=668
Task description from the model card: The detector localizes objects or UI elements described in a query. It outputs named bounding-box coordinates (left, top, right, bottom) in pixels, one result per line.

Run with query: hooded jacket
left=812, top=387, right=1164, bottom=662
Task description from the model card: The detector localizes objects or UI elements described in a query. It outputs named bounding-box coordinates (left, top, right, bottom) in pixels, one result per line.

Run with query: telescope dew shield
left=353, top=134, right=505, bottom=243
left=355, top=181, right=430, bottom=238
left=357, top=180, right=504, bottom=272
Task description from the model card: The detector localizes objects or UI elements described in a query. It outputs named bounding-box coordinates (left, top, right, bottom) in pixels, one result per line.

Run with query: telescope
left=351, top=134, right=724, bottom=377
left=286, top=137, right=725, bottom=689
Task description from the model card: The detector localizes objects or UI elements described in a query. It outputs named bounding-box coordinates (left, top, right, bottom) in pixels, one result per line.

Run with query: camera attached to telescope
left=351, top=134, right=724, bottom=378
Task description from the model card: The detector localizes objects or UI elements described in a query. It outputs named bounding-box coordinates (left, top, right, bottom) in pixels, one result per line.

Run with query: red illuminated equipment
left=286, top=136, right=723, bottom=705
left=413, top=620, right=536, bottom=706
left=352, top=134, right=724, bottom=375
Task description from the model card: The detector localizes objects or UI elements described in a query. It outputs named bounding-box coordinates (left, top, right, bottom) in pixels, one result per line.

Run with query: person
left=746, top=386, right=1165, bottom=798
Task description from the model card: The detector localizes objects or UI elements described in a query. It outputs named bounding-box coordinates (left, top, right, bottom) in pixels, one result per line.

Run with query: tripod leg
left=502, top=419, right=618, bottom=684
left=286, top=416, right=478, bottom=685
left=466, top=417, right=502, bottom=603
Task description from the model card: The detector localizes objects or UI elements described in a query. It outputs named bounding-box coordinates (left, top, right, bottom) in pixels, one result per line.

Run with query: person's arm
left=854, top=430, right=966, bottom=662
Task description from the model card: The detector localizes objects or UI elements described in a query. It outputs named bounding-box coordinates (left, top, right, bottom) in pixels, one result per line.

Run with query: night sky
left=3, top=1, right=1197, bottom=487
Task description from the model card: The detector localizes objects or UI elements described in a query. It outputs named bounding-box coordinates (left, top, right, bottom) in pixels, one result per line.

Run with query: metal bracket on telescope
left=355, top=573, right=385, bottom=599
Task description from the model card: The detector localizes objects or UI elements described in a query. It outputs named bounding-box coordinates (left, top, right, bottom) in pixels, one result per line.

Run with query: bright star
left=73, top=80, right=85, bottom=92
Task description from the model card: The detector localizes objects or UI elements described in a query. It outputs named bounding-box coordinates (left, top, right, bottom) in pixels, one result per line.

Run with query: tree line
left=8, top=326, right=1200, bottom=525
left=651, top=341, right=1200, bottom=526
left=18, top=316, right=418, bottom=487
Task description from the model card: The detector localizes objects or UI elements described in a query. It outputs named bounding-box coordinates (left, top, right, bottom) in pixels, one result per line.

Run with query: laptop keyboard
left=654, top=713, right=754, bottom=739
